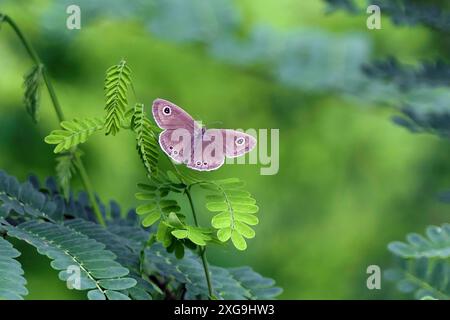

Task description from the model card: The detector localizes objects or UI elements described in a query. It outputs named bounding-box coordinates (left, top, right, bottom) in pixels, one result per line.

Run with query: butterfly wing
left=190, top=129, right=226, bottom=171
left=152, top=98, right=200, bottom=131
left=213, top=129, right=257, bottom=158
left=189, top=129, right=256, bottom=171
left=159, top=130, right=193, bottom=164
left=152, top=98, right=201, bottom=164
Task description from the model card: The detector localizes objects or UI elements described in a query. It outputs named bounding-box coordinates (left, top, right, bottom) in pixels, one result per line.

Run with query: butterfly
left=152, top=98, right=256, bottom=171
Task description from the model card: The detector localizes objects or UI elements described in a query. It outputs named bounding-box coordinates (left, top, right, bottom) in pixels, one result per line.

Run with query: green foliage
left=135, top=176, right=183, bottom=228
left=56, top=150, right=82, bottom=198
left=363, top=58, right=450, bottom=90
left=107, top=222, right=282, bottom=299
left=385, top=258, right=450, bottom=300
left=226, top=267, right=283, bottom=299
left=3, top=220, right=137, bottom=300
left=325, top=0, right=450, bottom=32
left=45, top=118, right=104, bottom=153
left=104, top=59, right=132, bottom=136
left=131, top=103, right=159, bottom=177
left=135, top=175, right=212, bottom=255
left=202, top=178, right=259, bottom=250
left=388, top=224, right=450, bottom=259
left=145, top=244, right=281, bottom=299
left=23, top=64, right=43, bottom=123
left=0, top=237, right=28, bottom=300
left=0, top=167, right=281, bottom=300
left=3, top=30, right=275, bottom=297
left=63, top=219, right=155, bottom=300
left=386, top=224, right=450, bottom=300
left=0, top=170, right=58, bottom=221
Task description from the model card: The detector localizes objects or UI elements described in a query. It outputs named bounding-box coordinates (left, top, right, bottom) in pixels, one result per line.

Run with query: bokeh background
left=0, top=0, right=449, bottom=299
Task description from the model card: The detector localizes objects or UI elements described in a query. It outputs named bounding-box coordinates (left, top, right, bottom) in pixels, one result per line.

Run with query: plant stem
left=185, top=188, right=213, bottom=297
left=2, top=14, right=105, bottom=225
left=1, top=15, right=65, bottom=121
left=75, top=157, right=106, bottom=226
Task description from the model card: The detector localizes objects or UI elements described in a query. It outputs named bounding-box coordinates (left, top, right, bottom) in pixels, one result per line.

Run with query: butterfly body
left=152, top=98, right=256, bottom=171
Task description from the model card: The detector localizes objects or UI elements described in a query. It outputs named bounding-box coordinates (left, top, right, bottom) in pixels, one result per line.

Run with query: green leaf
left=156, top=222, right=172, bottom=248
left=204, top=178, right=258, bottom=250
left=388, top=223, right=450, bottom=258
left=142, top=211, right=161, bottom=227
left=235, top=221, right=256, bottom=239
left=231, top=230, right=247, bottom=250
left=0, top=237, right=28, bottom=300
left=23, top=64, right=43, bottom=123
left=144, top=243, right=282, bottom=299
left=206, top=201, right=228, bottom=212
left=135, top=192, right=156, bottom=200
left=0, top=171, right=58, bottom=221
left=87, top=289, right=106, bottom=300
left=132, top=103, right=159, bottom=177
left=171, top=229, right=189, bottom=239
left=105, top=290, right=131, bottom=300
left=235, top=212, right=259, bottom=225
left=104, top=60, right=132, bottom=135
left=107, top=222, right=282, bottom=299
left=45, top=118, right=104, bottom=153
left=186, top=227, right=210, bottom=246
left=136, top=202, right=157, bottom=215
left=65, top=219, right=155, bottom=299
left=211, top=212, right=231, bottom=228
left=386, top=258, right=450, bottom=300
left=4, top=220, right=136, bottom=300
left=166, top=212, right=184, bottom=229
left=98, top=278, right=137, bottom=290
left=217, top=227, right=232, bottom=242
left=55, top=150, right=82, bottom=198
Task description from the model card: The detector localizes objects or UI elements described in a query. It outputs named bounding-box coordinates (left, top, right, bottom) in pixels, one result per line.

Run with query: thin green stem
left=2, top=14, right=105, bottom=225
left=185, top=190, right=199, bottom=226
left=75, top=157, right=106, bottom=226
left=185, top=188, right=213, bottom=297
left=165, top=153, right=214, bottom=296
left=2, top=14, right=65, bottom=121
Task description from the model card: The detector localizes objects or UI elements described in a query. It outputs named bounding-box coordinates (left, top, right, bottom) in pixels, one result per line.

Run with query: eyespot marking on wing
left=163, top=105, right=171, bottom=115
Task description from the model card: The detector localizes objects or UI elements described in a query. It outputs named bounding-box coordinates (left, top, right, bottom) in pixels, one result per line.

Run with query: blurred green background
left=0, top=0, right=449, bottom=299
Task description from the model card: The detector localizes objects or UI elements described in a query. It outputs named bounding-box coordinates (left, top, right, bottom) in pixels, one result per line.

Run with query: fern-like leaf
left=104, top=60, right=132, bottom=136
left=227, top=267, right=283, bottom=299
left=106, top=221, right=282, bottom=299
left=202, top=178, right=259, bottom=250
left=4, top=220, right=137, bottom=300
left=135, top=179, right=182, bottom=229
left=64, top=219, right=155, bottom=300
left=135, top=177, right=209, bottom=252
left=388, top=224, right=450, bottom=259
left=145, top=243, right=281, bottom=299
left=132, top=103, right=159, bottom=177
left=45, top=118, right=104, bottom=153
left=0, top=170, right=57, bottom=220
left=385, top=258, right=450, bottom=300
left=55, top=149, right=83, bottom=198
left=0, top=237, right=28, bottom=300
left=23, top=64, right=43, bottom=123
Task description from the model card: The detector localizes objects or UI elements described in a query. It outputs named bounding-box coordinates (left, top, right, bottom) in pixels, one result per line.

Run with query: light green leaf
left=171, top=229, right=189, bottom=239
left=217, top=228, right=232, bottom=242
left=142, top=211, right=161, bottom=227
left=231, top=231, right=247, bottom=251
